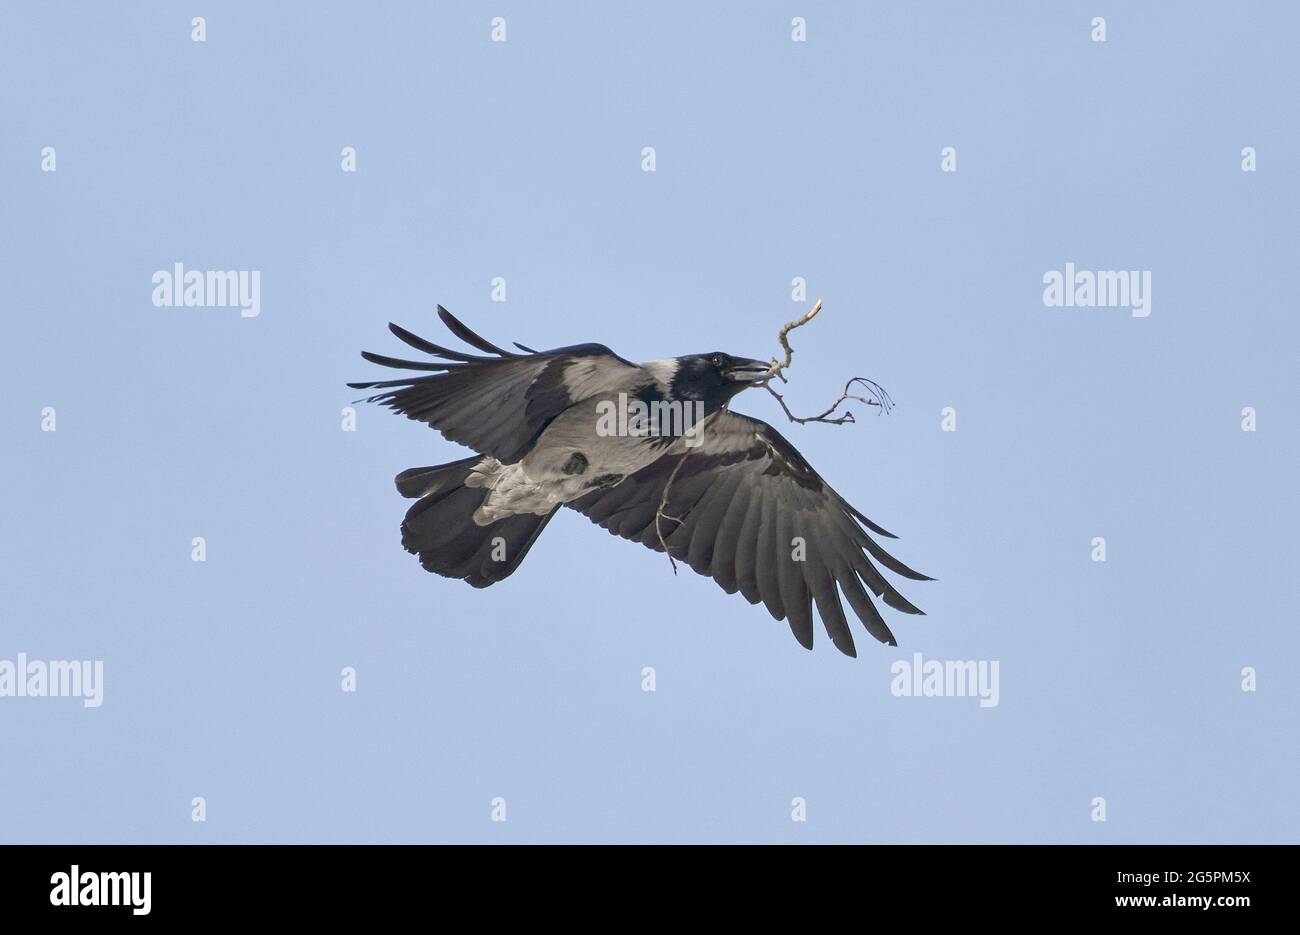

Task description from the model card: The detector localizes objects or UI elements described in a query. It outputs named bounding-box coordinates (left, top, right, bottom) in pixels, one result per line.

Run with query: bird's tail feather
left=395, top=457, right=556, bottom=588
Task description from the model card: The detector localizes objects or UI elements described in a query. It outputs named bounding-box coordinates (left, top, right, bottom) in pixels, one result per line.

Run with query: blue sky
left=1, top=2, right=1296, bottom=843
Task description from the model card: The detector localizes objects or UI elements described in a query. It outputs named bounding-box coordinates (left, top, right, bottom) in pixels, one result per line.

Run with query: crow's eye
left=710, top=354, right=723, bottom=368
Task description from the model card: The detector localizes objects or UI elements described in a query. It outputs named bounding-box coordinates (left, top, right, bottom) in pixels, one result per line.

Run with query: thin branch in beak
left=763, top=298, right=822, bottom=380
left=765, top=377, right=894, bottom=425
left=757, top=299, right=895, bottom=424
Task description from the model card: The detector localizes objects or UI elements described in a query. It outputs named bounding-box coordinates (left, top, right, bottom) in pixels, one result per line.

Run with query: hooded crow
left=348, top=306, right=932, bottom=656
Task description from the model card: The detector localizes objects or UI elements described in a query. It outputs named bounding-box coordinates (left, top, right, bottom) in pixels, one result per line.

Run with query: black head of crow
left=349, top=306, right=932, bottom=657
left=661, top=352, right=774, bottom=407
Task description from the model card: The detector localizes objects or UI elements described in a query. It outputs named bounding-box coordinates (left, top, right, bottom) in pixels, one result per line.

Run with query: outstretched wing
left=348, top=306, right=641, bottom=463
left=567, top=410, right=931, bottom=656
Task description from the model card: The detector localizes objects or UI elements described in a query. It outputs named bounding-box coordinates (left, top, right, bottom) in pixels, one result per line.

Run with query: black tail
left=394, top=457, right=556, bottom=589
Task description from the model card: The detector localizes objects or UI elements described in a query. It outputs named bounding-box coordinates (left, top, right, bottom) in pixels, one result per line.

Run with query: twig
left=764, top=298, right=822, bottom=382
left=654, top=455, right=690, bottom=574
left=766, top=377, right=894, bottom=424
left=760, top=299, right=893, bottom=423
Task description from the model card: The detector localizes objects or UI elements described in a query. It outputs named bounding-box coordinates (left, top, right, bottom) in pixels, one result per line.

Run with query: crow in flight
left=349, top=306, right=931, bottom=655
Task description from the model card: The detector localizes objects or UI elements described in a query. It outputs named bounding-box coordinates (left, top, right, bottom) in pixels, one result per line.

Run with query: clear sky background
left=2, top=2, right=1296, bottom=843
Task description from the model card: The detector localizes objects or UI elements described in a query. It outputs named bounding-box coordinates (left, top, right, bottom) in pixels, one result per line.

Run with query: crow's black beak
left=726, top=358, right=773, bottom=383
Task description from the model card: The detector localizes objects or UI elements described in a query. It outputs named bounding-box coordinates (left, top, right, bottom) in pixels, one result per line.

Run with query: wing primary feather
left=776, top=507, right=812, bottom=647
left=806, top=549, right=856, bottom=657
left=684, top=473, right=742, bottom=575
left=835, top=561, right=897, bottom=646
left=785, top=588, right=814, bottom=650
left=846, top=548, right=927, bottom=615
left=732, top=486, right=766, bottom=605
left=846, top=503, right=898, bottom=539
left=346, top=373, right=452, bottom=391
left=437, top=305, right=515, bottom=357
left=709, top=483, right=753, bottom=595
left=860, top=533, right=935, bottom=581
left=360, top=351, right=460, bottom=372
left=388, top=322, right=496, bottom=362
left=754, top=493, right=785, bottom=621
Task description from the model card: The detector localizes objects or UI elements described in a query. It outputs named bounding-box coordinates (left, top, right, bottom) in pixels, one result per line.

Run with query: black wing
left=567, top=410, right=931, bottom=656
left=348, top=306, right=640, bottom=463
